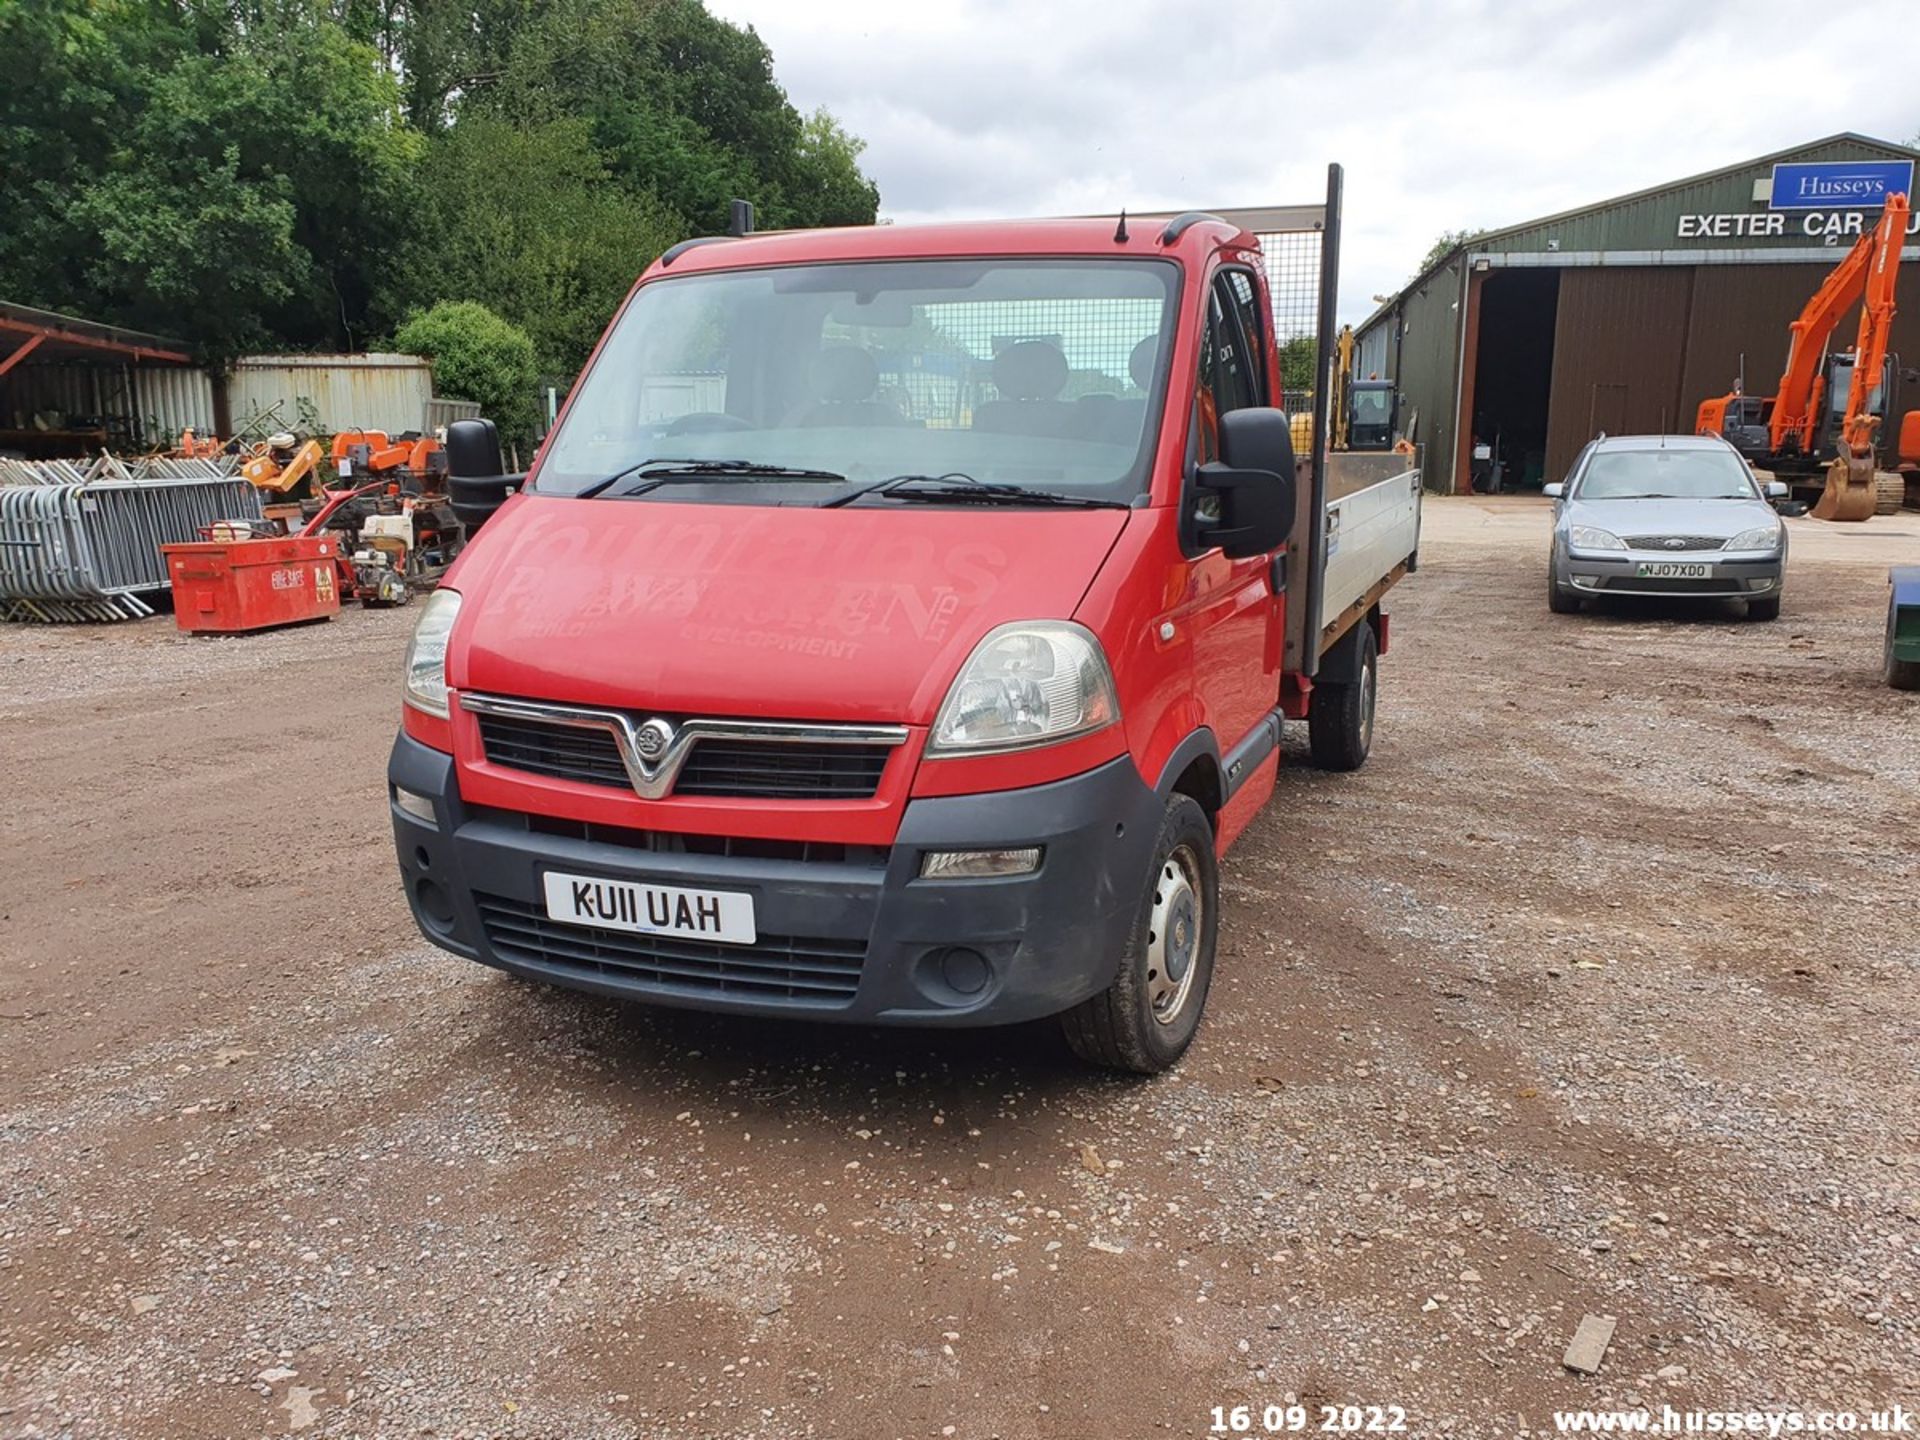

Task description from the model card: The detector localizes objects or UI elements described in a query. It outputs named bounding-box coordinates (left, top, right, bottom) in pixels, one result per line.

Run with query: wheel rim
left=1146, top=843, right=1204, bottom=1026
left=1359, top=656, right=1376, bottom=752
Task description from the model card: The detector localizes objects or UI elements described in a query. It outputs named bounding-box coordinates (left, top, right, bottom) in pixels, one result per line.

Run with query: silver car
left=1545, top=434, right=1789, bottom=621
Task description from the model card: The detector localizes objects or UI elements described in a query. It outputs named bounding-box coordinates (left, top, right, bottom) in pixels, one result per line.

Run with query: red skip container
left=160, top=534, right=341, bottom=634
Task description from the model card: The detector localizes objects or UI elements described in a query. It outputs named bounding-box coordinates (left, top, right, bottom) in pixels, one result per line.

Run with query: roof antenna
left=1113, top=208, right=1129, bottom=244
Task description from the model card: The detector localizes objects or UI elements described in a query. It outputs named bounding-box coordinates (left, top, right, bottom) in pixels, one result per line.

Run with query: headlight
left=928, top=621, right=1118, bottom=756
left=404, top=588, right=461, bottom=716
left=1726, top=524, right=1783, bottom=553
left=1568, top=525, right=1626, bottom=552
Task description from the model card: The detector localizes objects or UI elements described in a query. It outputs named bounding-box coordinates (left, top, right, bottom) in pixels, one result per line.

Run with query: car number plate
left=1635, top=561, right=1712, bottom=578
left=542, top=871, right=756, bottom=945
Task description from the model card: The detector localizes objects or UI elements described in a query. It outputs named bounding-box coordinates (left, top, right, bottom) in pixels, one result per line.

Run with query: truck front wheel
left=1308, top=622, right=1377, bottom=771
left=1061, top=793, right=1218, bottom=1074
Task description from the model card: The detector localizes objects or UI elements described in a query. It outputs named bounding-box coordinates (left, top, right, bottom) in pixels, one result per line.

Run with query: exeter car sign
left=1769, top=160, right=1914, bottom=210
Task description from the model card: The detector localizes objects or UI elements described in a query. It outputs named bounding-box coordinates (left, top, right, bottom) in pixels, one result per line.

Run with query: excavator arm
left=1331, top=325, right=1355, bottom=452
left=1811, top=192, right=1906, bottom=521
left=1840, top=191, right=1906, bottom=444
left=1769, top=216, right=1881, bottom=454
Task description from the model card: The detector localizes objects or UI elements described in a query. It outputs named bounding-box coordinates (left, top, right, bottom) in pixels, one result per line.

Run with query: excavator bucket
left=1811, top=450, right=1878, bottom=521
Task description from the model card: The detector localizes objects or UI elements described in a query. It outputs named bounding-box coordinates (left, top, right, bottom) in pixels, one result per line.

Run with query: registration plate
left=1635, top=561, right=1712, bottom=578
left=542, top=871, right=757, bottom=945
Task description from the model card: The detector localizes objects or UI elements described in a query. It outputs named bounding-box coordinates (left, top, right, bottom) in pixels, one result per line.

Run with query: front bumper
left=387, top=733, right=1163, bottom=1027
left=1559, top=548, right=1784, bottom=599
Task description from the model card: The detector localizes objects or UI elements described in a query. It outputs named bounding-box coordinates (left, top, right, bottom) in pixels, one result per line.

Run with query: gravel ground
left=2, top=495, right=1916, bottom=1439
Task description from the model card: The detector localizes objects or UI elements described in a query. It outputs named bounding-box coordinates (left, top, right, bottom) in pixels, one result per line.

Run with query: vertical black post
left=1301, top=162, right=1343, bottom=679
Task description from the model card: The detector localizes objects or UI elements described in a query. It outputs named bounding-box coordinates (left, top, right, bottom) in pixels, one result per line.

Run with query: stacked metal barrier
left=0, top=454, right=264, bottom=622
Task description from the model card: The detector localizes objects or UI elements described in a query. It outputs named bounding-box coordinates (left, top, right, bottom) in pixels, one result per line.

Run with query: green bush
left=393, top=301, right=540, bottom=446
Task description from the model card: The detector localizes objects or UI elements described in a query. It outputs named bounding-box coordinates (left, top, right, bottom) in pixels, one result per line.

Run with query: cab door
left=1181, top=268, right=1284, bottom=761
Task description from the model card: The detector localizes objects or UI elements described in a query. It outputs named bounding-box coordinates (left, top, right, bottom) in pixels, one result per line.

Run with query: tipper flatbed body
left=389, top=167, right=1418, bottom=1071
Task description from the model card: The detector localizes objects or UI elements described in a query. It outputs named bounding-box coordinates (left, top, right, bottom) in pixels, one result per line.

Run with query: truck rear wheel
left=1060, top=793, right=1217, bottom=1074
left=1308, top=622, right=1377, bottom=772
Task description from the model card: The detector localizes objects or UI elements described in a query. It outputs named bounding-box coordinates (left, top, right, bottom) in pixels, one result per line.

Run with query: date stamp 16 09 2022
left=1208, top=1403, right=1409, bottom=1435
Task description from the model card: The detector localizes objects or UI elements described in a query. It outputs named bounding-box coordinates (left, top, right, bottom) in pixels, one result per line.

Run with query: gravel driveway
left=2, top=496, right=1916, bottom=1439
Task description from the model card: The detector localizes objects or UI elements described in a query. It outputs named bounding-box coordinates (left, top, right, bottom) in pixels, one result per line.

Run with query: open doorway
left=1468, top=270, right=1559, bottom=491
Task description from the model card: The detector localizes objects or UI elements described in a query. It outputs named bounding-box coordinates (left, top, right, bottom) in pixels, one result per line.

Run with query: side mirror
left=445, top=418, right=522, bottom=534
left=1765, top=480, right=1789, bottom=500
left=1542, top=482, right=1565, bottom=499
left=1194, top=407, right=1297, bottom=559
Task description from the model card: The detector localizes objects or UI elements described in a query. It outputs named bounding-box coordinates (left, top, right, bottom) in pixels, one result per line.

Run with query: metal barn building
left=1354, top=134, right=1920, bottom=494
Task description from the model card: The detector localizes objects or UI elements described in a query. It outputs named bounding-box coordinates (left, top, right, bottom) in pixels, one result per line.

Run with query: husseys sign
left=1769, top=159, right=1913, bottom=209
left=1675, top=158, right=1918, bottom=244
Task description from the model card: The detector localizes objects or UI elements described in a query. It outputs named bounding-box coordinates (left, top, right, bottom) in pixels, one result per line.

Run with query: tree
left=1278, top=335, right=1317, bottom=394
left=789, top=108, right=880, bottom=229
left=388, top=117, right=681, bottom=374
left=394, top=300, right=540, bottom=443
left=0, top=0, right=417, bottom=359
left=475, top=0, right=880, bottom=233
left=0, top=0, right=880, bottom=381
left=1415, top=227, right=1488, bottom=276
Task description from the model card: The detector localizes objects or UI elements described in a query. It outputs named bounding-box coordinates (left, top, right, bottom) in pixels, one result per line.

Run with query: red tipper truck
left=388, top=167, right=1422, bottom=1072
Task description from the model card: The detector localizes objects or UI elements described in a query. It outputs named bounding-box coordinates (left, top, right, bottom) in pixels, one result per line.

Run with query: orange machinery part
left=331, top=430, right=411, bottom=473
left=240, top=438, right=323, bottom=494
left=330, top=430, right=445, bottom=481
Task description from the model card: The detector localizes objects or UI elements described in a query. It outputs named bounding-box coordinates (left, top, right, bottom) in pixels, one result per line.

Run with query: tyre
left=1061, top=793, right=1218, bottom=1074
left=1889, top=599, right=1920, bottom=690
left=1875, top=471, right=1903, bottom=516
left=1748, top=595, right=1781, bottom=622
left=1308, top=622, right=1377, bottom=772
left=1547, top=563, right=1580, bottom=614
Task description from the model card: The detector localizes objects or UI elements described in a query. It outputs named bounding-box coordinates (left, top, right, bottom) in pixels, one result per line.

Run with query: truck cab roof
left=650, top=216, right=1261, bottom=279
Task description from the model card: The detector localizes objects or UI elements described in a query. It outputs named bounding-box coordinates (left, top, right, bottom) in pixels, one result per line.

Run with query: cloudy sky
left=708, top=0, right=1917, bottom=323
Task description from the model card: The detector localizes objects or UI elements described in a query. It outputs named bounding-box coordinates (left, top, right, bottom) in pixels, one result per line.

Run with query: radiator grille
left=477, top=714, right=628, bottom=787
left=476, top=892, right=866, bottom=1004
left=475, top=714, right=893, bottom=800
left=1621, top=535, right=1727, bottom=552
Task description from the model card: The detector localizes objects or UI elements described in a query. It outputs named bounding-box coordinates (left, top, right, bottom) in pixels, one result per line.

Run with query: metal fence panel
left=0, top=456, right=262, bottom=622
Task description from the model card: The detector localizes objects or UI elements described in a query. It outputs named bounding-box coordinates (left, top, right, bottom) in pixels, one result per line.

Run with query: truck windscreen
left=535, top=258, right=1180, bottom=504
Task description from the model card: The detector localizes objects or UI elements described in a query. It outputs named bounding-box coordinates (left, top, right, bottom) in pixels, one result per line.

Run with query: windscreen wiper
left=819, top=472, right=1128, bottom=510
left=576, top=459, right=846, bottom=500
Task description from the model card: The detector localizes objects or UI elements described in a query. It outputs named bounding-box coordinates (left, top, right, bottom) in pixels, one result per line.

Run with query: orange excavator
left=1697, top=191, right=1909, bottom=521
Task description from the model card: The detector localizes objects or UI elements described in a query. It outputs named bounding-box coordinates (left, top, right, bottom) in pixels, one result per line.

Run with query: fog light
left=939, top=947, right=991, bottom=995
left=1571, top=575, right=1600, bottom=590
left=393, top=786, right=436, bottom=823
left=919, top=847, right=1041, bottom=880
left=1749, top=577, right=1776, bottom=591
left=415, top=877, right=455, bottom=929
